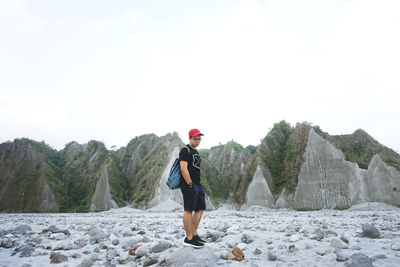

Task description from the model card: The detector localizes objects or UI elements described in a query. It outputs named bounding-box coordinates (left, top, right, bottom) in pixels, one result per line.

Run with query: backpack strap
left=185, top=145, right=190, bottom=153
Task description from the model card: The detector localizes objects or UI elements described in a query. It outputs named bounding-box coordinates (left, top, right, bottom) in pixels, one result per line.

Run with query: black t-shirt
left=179, top=144, right=201, bottom=185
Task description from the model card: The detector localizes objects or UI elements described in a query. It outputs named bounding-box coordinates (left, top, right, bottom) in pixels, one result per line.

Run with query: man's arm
left=180, top=161, right=192, bottom=187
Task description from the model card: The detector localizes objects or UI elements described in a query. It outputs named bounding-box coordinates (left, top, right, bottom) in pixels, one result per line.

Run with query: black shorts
left=180, top=183, right=206, bottom=211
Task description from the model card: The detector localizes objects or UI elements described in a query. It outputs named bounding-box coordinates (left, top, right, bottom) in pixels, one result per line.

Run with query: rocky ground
left=1, top=202, right=400, bottom=267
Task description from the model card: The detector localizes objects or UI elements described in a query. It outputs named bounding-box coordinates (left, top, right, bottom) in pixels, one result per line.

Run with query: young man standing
left=180, top=128, right=206, bottom=248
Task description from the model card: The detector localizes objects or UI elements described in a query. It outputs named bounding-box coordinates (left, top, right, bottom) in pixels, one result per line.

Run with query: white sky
left=1, top=0, right=399, bottom=152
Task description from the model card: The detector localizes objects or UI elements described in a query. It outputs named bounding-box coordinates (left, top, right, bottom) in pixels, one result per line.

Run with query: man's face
left=189, top=135, right=202, bottom=148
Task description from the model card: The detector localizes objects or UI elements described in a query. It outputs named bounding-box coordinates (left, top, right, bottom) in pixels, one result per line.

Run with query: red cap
left=189, top=129, right=204, bottom=137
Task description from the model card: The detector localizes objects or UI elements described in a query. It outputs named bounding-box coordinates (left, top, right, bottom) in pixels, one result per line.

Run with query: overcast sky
left=1, top=0, right=399, bottom=152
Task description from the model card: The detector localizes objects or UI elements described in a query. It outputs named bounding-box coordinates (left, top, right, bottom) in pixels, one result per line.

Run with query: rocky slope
left=0, top=139, right=63, bottom=212
left=240, top=122, right=400, bottom=210
left=1, top=121, right=399, bottom=212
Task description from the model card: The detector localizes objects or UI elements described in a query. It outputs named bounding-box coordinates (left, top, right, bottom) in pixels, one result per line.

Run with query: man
left=179, top=128, right=206, bottom=248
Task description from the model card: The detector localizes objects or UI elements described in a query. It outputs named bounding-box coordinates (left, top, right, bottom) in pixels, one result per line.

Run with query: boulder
left=345, top=253, right=373, bottom=267
left=362, top=224, right=380, bottom=239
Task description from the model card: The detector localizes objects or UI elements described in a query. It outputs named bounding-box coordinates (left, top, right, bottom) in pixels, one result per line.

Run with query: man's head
left=188, top=128, right=203, bottom=148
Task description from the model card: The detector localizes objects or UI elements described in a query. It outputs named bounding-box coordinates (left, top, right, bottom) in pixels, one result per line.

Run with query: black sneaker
left=183, top=237, right=204, bottom=248
left=193, top=234, right=206, bottom=243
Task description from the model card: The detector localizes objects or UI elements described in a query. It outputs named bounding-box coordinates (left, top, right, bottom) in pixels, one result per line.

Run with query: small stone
left=289, top=234, right=300, bottom=242
left=288, top=244, right=297, bottom=253
left=372, top=254, right=387, bottom=260
left=71, top=253, right=80, bottom=258
left=135, top=245, right=150, bottom=257
left=267, top=251, right=277, bottom=261
left=106, top=248, right=118, bottom=261
left=123, top=231, right=134, bottom=237
left=335, top=249, right=349, bottom=262
left=317, top=234, right=324, bottom=241
left=142, top=236, right=151, bottom=243
left=392, top=243, right=400, bottom=251
left=253, top=248, right=262, bottom=255
left=19, top=245, right=34, bottom=257
left=330, top=238, right=349, bottom=249
left=103, top=262, right=116, bottom=267
left=117, top=252, right=129, bottom=264
left=86, top=227, right=103, bottom=237
left=129, top=244, right=141, bottom=255
left=341, top=231, right=352, bottom=244
left=304, top=243, right=312, bottom=250
left=90, top=232, right=107, bottom=244
left=150, top=240, right=171, bottom=253
left=325, top=230, right=338, bottom=237
left=316, top=248, right=327, bottom=256
left=14, top=225, right=32, bottom=235
left=220, top=250, right=235, bottom=260
left=232, top=246, right=244, bottom=261
left=143, top=256, right=158, bottom=266
left=241, top=233, right=254, bottom=244
left=362, top=224, right=380, bottom=239
left=50, top=252, right=68, bottom=263
left=32, top=236, right=43, bottom=243
left=79, top=256, right=93, bottom=267
left=75, top=239, right=87, bottom=248
left=45, top=226, right=70, bottom=236
left=112, top=239, right=119, bottom=246
left=266, top=240, right=273, bottom=245
left=50, top=233, right=66, bottom=240
left=32, top=251, right=41, bottom=256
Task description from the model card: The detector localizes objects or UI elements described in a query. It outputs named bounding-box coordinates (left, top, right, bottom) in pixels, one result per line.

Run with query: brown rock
left=317, top=234, right=324, bottom=241
left=232, top=247, right=244, bottom=261
left=74, top=239, right=87, bottom=248
left=129, top=244, right=141, bottom=255
left=50, top=252, right=68, bottom=263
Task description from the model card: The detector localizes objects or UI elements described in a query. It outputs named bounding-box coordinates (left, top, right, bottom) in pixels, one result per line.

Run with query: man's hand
left=180, top=161, right=192, bottom=186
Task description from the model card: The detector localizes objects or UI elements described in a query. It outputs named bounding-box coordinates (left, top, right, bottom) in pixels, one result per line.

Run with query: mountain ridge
left=1, top=121, right=399, bottom=212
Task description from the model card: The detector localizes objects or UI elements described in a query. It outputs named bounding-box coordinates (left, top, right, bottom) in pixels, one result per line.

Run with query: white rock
left=340, top=231, right=352, bottom=243
left=220, top=250, right=235, bottom=260
left=50, top=233, right=66, bottom=240
left=118, top=252, right=129, bottom=264
left=135, top=245, right=150, bottom=257
left=226, top=226, right=240, bottom=235
left=51, top=240, right=75, bottom=250
left=392, top=243, right=400, bottom=251
left=330, top=238, right=349, bottom=249
left=289, top=234, right=301, bottom=242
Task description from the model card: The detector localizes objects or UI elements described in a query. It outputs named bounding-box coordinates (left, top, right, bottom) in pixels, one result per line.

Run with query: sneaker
left=193, top=234, right=206, bottom=243
left=183, top=237, right=204, bottom=248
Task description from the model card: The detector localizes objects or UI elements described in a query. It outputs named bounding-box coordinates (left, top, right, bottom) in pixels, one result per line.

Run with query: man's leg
left=183, top=210, right=194, bottom=240
left=192, top=210, right=204, bottom=236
